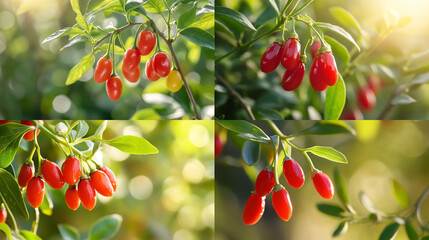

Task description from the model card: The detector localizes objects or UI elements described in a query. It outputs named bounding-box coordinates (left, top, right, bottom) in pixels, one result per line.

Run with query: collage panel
left=0, top=120, right=214, bottom=239
left=215, top=0, right=429, bottom=120
left=215, top=120, right=429, bottom=240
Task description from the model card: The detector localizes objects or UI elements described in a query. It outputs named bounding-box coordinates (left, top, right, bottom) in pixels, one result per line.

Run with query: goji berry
left=255, top=168, right=275, bottom=197
left=242, top=193, right=265, bottom=225
left=41, top=160, right=65, bottom=189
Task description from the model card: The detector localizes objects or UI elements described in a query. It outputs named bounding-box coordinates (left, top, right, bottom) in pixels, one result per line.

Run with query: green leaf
left=267, top=0, right=280, bottom=16
left=215, top=6, right=256, bottom=31
left=4, top=164, right=15, bottom=178
left=325, top=36, right=350, bottom=67
left=241, top=141, right=261, bottom=166
left=0, top=169, right=29, bottom=219
left=70, top=0, right=82, bottom=16
left=307, top=146, right=347, bottom=163
left=88, top=214, right=122, bottom=240
left=217, top=120, right=270, bottom=143
left=20, top=230, right=41, bottom=240
left=405, top=220, right=419, bottom=240
left=333, top=221, right=348, bottom=237
left=378, top=223, right=400, bottom=240
left=0, top=123, right=31, bottom=168
left=0, top=223, right=12, bottom=240
left=39, top=191, right=53, bottom=216
left=316, top=203, right=345, bottom=218
left=76, top=121, right=89, bottom=140
left=125, top=2, right=147, bottom=16
left=60, top=36, right=88, bottom=51
left=290, top=121, right=354, bottom=137
left=58, top=224, right=80, bottom=240
left=101, top=136, right=158, bottom=155
left=391, top=179, right=409, bottom=208
left=180, top=28, right=214, bottom=50
left=188, top=12, right=214, bottom=30
left=70, top=0, right=88, bottom=32
left=143, top=0, right=165, bottom=14
left=391, top=94, right=416, bottom=105
left=315, top=22, right=360, bottom=51
left=325, top=74, right=346, bottom=120
left=334, top=168, right=349, bottom=206
left=66, top=54, right=94, bottom=85
left=421, top=236, right=429, bottom=240
left=41, top=27, right=85, bottom=44
left=178, top=3, right=197, bottom=29
left=329, top=7, right=363, bottom=36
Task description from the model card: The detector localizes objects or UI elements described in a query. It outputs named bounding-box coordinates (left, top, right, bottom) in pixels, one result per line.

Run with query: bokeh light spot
left=188, top=124, right=209, bottom=147
left=182, top=159, right=205, bottom=183
left=129, top=175, right=153, bottom=200
left=52, top=94, right=71, bottom=113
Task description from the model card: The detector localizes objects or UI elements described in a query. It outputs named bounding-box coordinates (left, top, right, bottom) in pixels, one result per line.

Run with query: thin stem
left=266, top=120, right=286, bottom=138
left=302, top=151, right=316, bottom=171
left=94, top=22, right=141, bottom=47
left=111, top=33, right=117, bottom=75
left=291, top=0, right=314, bottom=15
left=282, top=0, right=295, bottom=17
left=416, top=185, right=429, bottom=231
left=32, top=207, right=39, bottom=234
left=273, top=146, right=280, bottom=184
left=2, top=201, right=18, bottom=231
left=133, top=23, right=146, bottom=48
left=216, top=73, right=255, bottom=120
left=285, top=0, right=301, bottom=16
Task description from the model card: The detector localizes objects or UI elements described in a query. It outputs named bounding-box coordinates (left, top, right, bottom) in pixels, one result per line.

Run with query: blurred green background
left=216, top=121, right=429, bottom=239
left=0, top=0, right=214, bottom=119
left=7, top=120, right=214, bottom=239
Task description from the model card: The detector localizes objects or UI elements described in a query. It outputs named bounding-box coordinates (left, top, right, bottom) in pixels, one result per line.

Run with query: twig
left=94, top=22, right=141, bottom=47
left=215, top=73, right=255, bottom=120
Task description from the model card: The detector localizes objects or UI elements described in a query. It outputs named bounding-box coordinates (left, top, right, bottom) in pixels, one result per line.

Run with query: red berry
left=0, top=205, right=7, bottom=223
left=21, top=120, right=43, bottom=141
left=281, top=38, right=301, bottom=70
left=62, top=156, right=81, bottom=185
left=18, top=163, right=34, bottom=187
left=310, top=52, right=338, bottom=87
left=122, top=64, right=141, bottom=83
left=153, top=52, right=171, bottom=77
left=94, top=57, right=113, bottom=83
left=357, top=86, right=376, bottom=111
left=260, top=42, right=282, bottom=73
left=215, top=135, right=224, bottom=159
left=242, top=193, right=265, bottom=225
left=282, top=61, right=305, bottom=91
left=311, top=42, right=321, bottom=59
left=283, top=159, right=305, bottom=189
left=90, top=170, right=114, bottom=197
left=100, top=166, right=117, bottom=192
left=0, top=120, right=11, bottom=125
left=145, top=58, right=161, bottom=81
left=272, top=186, right=293, bottom=221
left=26, top=177, right=45, bottom=208
left=106, top=76, right=123, bottom=101
left=41, top=160, right=65, bottom=189
left=312, top=172, right=334, bottom=199
left=78, top=179, right=96, bottom=210
left=137, top=30, right=156, bottom=56
left=255, top=168, right=275, bottom=197
left=123, top=48, right=141, bottom=73
left=342, top=109, right=363, bottom=120
left=65, top=185, right=80, bottom=210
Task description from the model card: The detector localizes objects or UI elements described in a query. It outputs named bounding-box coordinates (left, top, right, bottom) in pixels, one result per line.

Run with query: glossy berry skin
left=62, top=156, right=81, bottom=185
left=214, top=135, right=224, bottom=159
left=90, top=170, right=114, bottom=197
left=166, top=70, right=183, bottom=92
left=137, top=30, right=156, bottom=56
left=100, top=166, right=117, bottom=192
left=260, top=42, right=282, bottom=73
left=310, top=52, right=338, bottom=87
left=342, top=109, right=363, bottom=120
left=283, top=159, right=305, bottom=189
left=357, top=87, right=376, bottom=111
left=242, top=193, right=265, bottom=225
left=281, top=38, right=301, bottom=70
left=26, top=177, right=45, bottom=208
left=0, top=206, right=6, bottom=223
left=311, top=42, right=321, bottom=59
left=41, top=160, right=65, bottom=189
left=18, top=163, right=34, bottom=187
left=145, top=58, right=161, bottom=81
left=153, top=52, right=171, bottom=77
left=94, top=57, right=113, bottom=83
left=123, top=48, right=141, bottom=73
left=272, top=187, right=293, bottom=221
left=312, top=172, right=334, bottom=199
left=255, top=169, right=275, bottom=197
left=122, top=64, right=141, bottom=83
left=106, top=76, right=122, bottom=101
left=78, top=179, right=96, bottom=210
left=65, top=185, right=80, bottom=210
left=21, top=120, right=42, bottom=141
left=282, top=61, right=305, bottom=91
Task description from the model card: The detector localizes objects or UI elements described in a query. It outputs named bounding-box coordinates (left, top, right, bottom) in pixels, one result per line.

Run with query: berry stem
left=302, top=151, right=316, bottom=172
left=105, top=33, right=114, bottom=59
left=291, top=0, right=314, bottom=15
left=117, top=34, right=126, bottom=52
left=271, top=136, right=280, bottom=185
left=31, top=207, right=39, bottom=234
left=111, top=33, right=117, bottom=76
left=133, top=23, right=146, bottom=49
left=94, top=22, right=141, bottom=47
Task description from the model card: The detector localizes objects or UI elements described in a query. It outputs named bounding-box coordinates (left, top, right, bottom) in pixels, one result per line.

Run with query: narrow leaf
left=41, top=27, right=84, bottom=44
left=290, top=121, right=354, bottom=137
left=20, top=230, right=41, bottom=240
left=125, top=2, right=146, bottom=16
left=66, top=54, right=94, bottom=85
left=241, top=141, right=261, bottom=166
left=217, top=120, right=270, bottom=142
left=307, top=146, right=348, bottom=163
left=88, top=214, right=122, bottom=240
left=39, top=192, right=53, bottom=216
left=0, top=223, right=12, bottom=240
left=329, top=7, right=363, bottom=35
left=391, top=94, right=416, bottom=105
left=178, top=4, right=197, bottom=29
left=325, top=36, right=351, bottom=66
left=0, top=169, right=29, bottom=219
left=76, top=121, right=89, bottom=140
left=101, top=136, right=158, bottom=155
left=180, top=28, right=214, bottom=50
left=334, top=168, right=349, bottom=205
left=58, top=224, right=80, bottom=240
left=142, top=0, right=165, bottom=14
left=316, top=203, right=345, bottom=218
left=267, top=0, right=280, bottom=16
left=405, top=220, right=419, bottom=240
left=378, top=223, right=399, bottom=240
left=215, top=6, right=256, bottom=31
left=333, top=221, right=348, bottom=237
left=188, top=12, right=214, bottom=30
left=0, top=123, right=31, bottom=168
left=325, top=74, right=346, bottom=120
left=315, top=22, right=360, bottom=51
left=391, top=179, right=409, bottom=208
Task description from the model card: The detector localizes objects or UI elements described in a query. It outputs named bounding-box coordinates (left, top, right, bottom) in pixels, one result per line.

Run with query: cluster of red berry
left=260, top=37, right=338, bottom=92
left=242, top=159, right=334, bottom=225
left=18, top=156, right=117, bottom=211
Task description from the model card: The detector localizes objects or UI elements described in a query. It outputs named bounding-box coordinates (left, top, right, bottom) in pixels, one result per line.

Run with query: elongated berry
left=90, top=170, right=114, bottom=197
left=145, top=58, right=161, bottom=81
left=310, top=52, right=338, bottom=86
left=0, top=205, right=6, bottom=223
left=272, top=185, right=293, bottom=221
left=215, top=134, right=223, bottom=159
left=41, top=160, right=65, bottom=189
left=62, top=156, right=81, bottom=185
left=242, top=193, right=265, bottom=225
left=153, top=52, right=171, bottom=77
left=311, top=42, right=321, bottom=59
left=100, top=166, right=117, bottom=192
left=21, top=120, right=43, bottom=141
left=122, top=63, right=141, bottom=83
left=18, top=163, right=34, bottom=187
left=312, top=171, right=334, bottom=199
left=283, top=159, right=304, bottom=189
left=282, top=61, right=305, bottom=91
left=106, top=76, right=123, bottom=101
left=65, top=185, right=80, bottom=210
left=94, top=57, right=113, bottom=83
left=137, top=30, right=156, bottom=56
left=78, top=179, right=96, bottom=210
left=27, top=177, right=45, bottom=208
left=260, top=42, right=282, bottom=73
left=342, top=109, right=363, bottom=120
left=255, top=168, right=275, bottom=196
left=357, top=86, right=376, bottom=111
left=123, top=48, right=141, bottom=73
left=281, top=38, right=301, bottom=70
